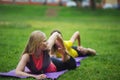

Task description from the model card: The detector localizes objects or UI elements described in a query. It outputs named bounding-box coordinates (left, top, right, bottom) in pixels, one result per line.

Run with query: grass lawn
left=0, top=4, right=120, bottom=80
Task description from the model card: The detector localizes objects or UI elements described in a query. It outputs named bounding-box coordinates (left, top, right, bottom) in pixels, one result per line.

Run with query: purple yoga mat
left=0, top=57, right=86, bottom=80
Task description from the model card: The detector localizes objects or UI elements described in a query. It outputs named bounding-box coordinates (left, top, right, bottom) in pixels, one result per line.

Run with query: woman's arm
left=15, top=54, right=46, bottom=79
left=47, top=32, right=70, bottom=61
left=70, top=31, right=81, bottom=46
left=47, top=32, right=63, bottom=50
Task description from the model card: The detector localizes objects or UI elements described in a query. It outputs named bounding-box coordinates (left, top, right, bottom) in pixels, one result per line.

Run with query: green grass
left=0, top=4, right=120, bottom=80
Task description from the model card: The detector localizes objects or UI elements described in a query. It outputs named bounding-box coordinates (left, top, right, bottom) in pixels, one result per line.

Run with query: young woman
left=15, top=30, right=76, bottom=80
left=50, top=30, right=96, bottom=58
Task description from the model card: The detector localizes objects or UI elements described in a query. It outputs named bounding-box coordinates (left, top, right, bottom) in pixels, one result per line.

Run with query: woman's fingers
left=36, top=74, right=47, bottom=80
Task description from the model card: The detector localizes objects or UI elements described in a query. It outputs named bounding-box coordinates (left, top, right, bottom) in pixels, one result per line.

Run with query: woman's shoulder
left=22, top=53, right=30, bottom=57
left=21, top=53, right=30, bottom=62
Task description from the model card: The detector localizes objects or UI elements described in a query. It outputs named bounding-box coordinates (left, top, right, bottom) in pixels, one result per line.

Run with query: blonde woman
left=15, top=30, right=76, bottom=80
left=50, top=30, right=96, bottom=58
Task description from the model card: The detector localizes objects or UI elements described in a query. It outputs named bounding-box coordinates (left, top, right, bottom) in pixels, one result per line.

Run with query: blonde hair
left=22, top=30, right=46, bottom=55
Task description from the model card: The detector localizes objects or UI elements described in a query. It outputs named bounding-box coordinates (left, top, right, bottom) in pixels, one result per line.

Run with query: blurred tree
left=59, top=0, right=63, bottom=6
left=118, top=0, right=120, bottom=9
left=95, top=0, right=102, bottom=8
left=90, top=0, right=102, bottom=10
left=43, top=0, right=47, bottom=5
left=73, top=0, right=82, bottom=7
left=90, top=0, right=96, bottom=10
left=95, top=0, right=102, bottom=3
left=73, top=0, right=102, bottom=8
left=13, top=0, right=15, bottom=4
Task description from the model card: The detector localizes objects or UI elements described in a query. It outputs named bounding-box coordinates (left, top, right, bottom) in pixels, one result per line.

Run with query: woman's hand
left=35, top=74, right=47, bottom=80
left=77, top=46, right=83, bottom=50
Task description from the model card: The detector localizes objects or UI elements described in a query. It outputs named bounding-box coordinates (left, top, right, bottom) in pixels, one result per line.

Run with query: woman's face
left=55, top=40, right=61, bottom=48
left=37, top=34, right=48, bottom=51
left=40, top=39, right=48, bottom=50
left=35, top=37, right=48, bottom=56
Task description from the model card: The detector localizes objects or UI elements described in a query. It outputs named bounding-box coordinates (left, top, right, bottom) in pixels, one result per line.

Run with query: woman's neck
left=34, top=49, right=43, bottom=58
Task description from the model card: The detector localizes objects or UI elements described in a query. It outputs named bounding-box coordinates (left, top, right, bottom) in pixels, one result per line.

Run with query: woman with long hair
left=15, top=30, right=76, bottom=79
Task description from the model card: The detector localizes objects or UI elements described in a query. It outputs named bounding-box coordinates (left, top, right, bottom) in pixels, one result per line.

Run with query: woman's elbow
left=15, top=69, right=21, bottom=76
left=76, top=31, right=80, bottom=35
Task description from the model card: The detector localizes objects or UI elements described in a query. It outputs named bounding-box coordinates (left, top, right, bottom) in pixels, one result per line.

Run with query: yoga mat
left=0, top=57, right=86, bottom=80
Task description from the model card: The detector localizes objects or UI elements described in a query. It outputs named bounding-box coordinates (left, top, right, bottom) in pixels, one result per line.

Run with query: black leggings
left=51, top=56, right=76, bottom=71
